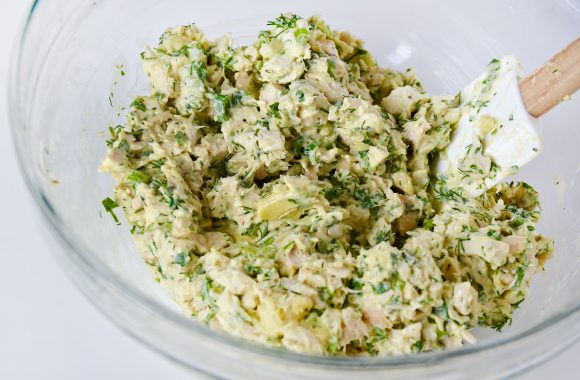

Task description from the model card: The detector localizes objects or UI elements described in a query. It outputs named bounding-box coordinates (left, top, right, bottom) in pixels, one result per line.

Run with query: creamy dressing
left=100, top=14, right=553, bottom=356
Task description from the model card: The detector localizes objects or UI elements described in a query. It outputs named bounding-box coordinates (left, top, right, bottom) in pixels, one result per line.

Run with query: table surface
left=1, top=2, right=578, bottom=379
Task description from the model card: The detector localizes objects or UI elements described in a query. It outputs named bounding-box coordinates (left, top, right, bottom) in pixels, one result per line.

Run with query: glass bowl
left=9, top=0, right=580, bottom=378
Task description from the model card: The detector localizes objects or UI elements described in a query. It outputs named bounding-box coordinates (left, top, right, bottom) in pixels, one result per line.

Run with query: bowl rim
left=8, top=0, right=580, bottom=372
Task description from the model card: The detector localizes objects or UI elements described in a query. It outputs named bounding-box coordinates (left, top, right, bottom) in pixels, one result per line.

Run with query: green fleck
left=305, top=142, right=317, bottom=165
left=295, top=90, right=305, bottom=102
left=190, top=61, right=207, bottom=80
left=411, top=340, right=424, bottom=353
left=326, top=336, right=339, bottom=354
left=294, top=28, right=309, bottom=42
left=208, top=93, right=231, bottom=122
left=354, top=47, right=368, bottom=56
left=422, top=218, right=434, bottom=230
left=267, top=14, right=300, bottom=29
left=102, top=197, right=120, bottom=225
left=371, top=281, right=389, bottom=295
left=324, top=186, right=344, bottom=200
left=348, top=277, right=364, bottom=291
left=127, top=171, right=151, bottom=184
left=318, top=287, right=333, bottom=302
left=174, top=252, right=190, bottom=267
left=354, top=187, right=375, bottom=209
left=375, top=229, right=392, bottom=244
left=514, top=266, right=526, bottom=287
left=327, top=59, right=336, bottom=78
left=174, top=131, right=188, bottom=145
left=436, top=328, right=446, bottom=340
left=131, top=98, right=147, bottom=112
left=435, top=303, right=450, bottom=319
left=292, top=135, right=304, bottom=156
left=245, top=264, right=262, bottom=277
left=358, top=149, right=370, bottom=169
left=269, top=102, right=281, bottom=118
left=510, top=216, right=525, bottom=228
left=171, top=45, right=190, bottom=57
left=367, top=327, right=387, bottom=352
left=231, top=91, right=244, bottom=106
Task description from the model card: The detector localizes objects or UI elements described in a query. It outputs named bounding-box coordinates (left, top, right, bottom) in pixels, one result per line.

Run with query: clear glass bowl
left=9, top=0, right=580, bottom=378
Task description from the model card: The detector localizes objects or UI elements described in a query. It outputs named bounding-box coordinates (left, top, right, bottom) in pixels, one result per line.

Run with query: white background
left=0, top=1, right=578, bottom=379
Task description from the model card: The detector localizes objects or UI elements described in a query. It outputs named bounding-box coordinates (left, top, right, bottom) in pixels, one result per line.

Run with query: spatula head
left=436, top=56, right=542, bottom=197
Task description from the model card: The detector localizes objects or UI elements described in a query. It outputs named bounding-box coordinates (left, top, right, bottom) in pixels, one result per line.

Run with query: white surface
left=0, top=2, right=578, bottom=379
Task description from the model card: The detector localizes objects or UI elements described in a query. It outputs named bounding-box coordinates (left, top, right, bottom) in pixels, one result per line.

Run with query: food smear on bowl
left=100, top=14, right=553, bottom=356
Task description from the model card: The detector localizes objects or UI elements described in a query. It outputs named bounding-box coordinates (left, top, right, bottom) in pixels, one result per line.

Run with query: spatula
left=436, top=37, right=580, bottom=197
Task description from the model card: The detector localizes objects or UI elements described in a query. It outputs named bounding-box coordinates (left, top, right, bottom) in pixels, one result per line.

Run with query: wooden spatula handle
left=519, top=37, right=580, bottom=118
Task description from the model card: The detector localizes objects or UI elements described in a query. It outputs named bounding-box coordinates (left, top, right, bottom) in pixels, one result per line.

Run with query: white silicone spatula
left=436, top=37, right=580, bottom=197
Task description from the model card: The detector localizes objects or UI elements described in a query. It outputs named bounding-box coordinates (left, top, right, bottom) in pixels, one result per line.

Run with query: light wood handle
left=519, top=37, right=580, bottom=118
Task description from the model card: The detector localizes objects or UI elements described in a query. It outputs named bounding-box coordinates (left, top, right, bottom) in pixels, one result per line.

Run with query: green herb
left=352, top=47, right=368, bottom=58
left=348, top=277, right=364, bottom=291
left=231, top=91, right=244, bottom=106
left=324, top=186, right=344, bottom=200
left=292, top=135, right=304, bottom=156
left=242, top=222, right=261, bottom=237
left=295, top=90, right=305, bottom=102
left=201, top=276, right=218, bottom=322
left=490, top=316, right=512, bottom=332
left=171, top=45, right=190, bottom=57
left=411, top=340, right=424, bottom=353
left=102, top=197, right=121, bottom=225
left=369, top=327, right=387, bottom=344
left=256, top=118, right=270, bottom=129
left=422, top=218, right=434, bottom=230
left=174, top=252, right=190, bottom=267
left=375, top=229, right=392, bottom=244
left=327, top=59, right=336, bottom=79
left=435, top=302, right=450, bottom=319
left=305, top=142, right=317, bottom=165
left=318, top=287, right=334, bottom=302
left=208, top=93, right=231, bottom=122
left=174, top=131, right=188, bottom=145
left=455, top=237, right=469, bottom=254
left=487, top=229, right=501, bottom=240
left=433, top=178, right=467, bottom=203
left=260, top=235, right=275, bottom=247
left=358, top=149, right=370, bottom=169
left=106, top=125, right=121, bottom=147
left=127, top=171, right=151, bottom=184
left=371, top=281, right=389, bottom=294
left=130, top=224, right=144, bottom=235
left=160, top=186, right=183, bottom=210
left=131, top=98, right=147, bottom=112
left=509, top=216, right=525, bottom=228
left=294, top=28, right=309, bottom=42
left=354, top=187, right=375, bottom=209
left=267, top=14, right=300, bottom=29
left=190, top=61, right=207, bottom=80
left=514, top=266, right=526, bottom=287
left=436, top=328, right=447, bottom=340
left=326, top=337, right=339, bottom=354
left=245, top=264, right=262, bottom=277
left=269, top=102, right=281, bottom=118
left=150, top=158, right=165, bottom=168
